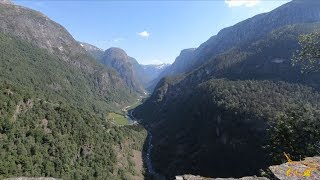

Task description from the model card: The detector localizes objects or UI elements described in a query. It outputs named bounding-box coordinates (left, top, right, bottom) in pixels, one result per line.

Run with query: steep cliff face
left=79, top=42, right=104, bottom=60
left=0, top=2, right=89, bottom=70
left=101, top=47, right=145, bottom=93
left=148, top=48, right=195, bottom=91
left=154, top=0, right=320, bottom=85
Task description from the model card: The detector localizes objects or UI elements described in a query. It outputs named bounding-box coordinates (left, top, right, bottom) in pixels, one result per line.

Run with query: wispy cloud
left=138, top=31, right=150, bottom=38
left=225, top=0, right=260, bottom=7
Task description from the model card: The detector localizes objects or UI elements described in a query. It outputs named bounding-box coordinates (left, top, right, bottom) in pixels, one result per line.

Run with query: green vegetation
left=0, top=82, right=147, bottom=179
left=107, top=112, right=128, bottom=126
left=0, top=32, right=147, bottom=179
left=292, top=32, right=320, bottom=73
left=127, top=100, right=143, bottom=111
left=137, top=78, right=320, bottom=178
left=198, top=79, right=320, bottom=161
left=135, top=23, right=320, bottom=178
left=0, top=32, right=135, bottom=113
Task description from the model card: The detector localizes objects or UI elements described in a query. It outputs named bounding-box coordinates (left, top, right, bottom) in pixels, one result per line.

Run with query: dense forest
left=0, top=23, right=147, bottom=179
left=134, top=21, right=320, bottom=180
left=1, top=0, right=320, bottom=179
left=0, top=81, right=147, bottom=179
left=136, top=78, right=320, bottom=178
left=0, top=32, right=136, bottom=113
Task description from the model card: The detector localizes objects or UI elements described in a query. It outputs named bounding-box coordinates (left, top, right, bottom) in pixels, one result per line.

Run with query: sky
left=13, top=0, right=290, bottom=65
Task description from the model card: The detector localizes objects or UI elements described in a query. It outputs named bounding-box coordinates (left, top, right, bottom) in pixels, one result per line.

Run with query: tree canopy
left=292, top=32, right=320, bottom=73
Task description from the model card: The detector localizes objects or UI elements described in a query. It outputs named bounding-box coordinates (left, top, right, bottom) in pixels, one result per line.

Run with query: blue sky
left=14, top=0, right=289, bottom=65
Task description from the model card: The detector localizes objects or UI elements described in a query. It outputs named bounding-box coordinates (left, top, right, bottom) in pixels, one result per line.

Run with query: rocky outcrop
left=0, top=2, right=89, bottom=69
left=176, top=156, right=320, bottom=180
left=80, top=41, right=104, bottom=60
left=175, top=175, right=268, bottom=180
left=269, top=156, right=320, bottom=180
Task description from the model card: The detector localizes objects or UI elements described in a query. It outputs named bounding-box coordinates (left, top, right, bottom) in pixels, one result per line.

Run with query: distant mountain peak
left=104, top=47, right=129, bottom=62
left=106, top=47, right=127, bottom=54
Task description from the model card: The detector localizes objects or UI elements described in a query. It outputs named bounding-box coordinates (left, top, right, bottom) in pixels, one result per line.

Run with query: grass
left=107, top=112, right=129, bottom=126
left=127, top=101, right=142, bottom=111
left=127, top=96, right=150, bottom=111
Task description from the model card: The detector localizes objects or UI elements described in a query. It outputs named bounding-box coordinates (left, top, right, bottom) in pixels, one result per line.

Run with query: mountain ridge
left=81, top=42, right=170, bottom=91
left=149, top=0, right=320, bottom=90
left=134, top=0, right=320, bottom=178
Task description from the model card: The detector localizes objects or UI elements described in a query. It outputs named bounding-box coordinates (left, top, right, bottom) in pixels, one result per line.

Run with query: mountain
left=0, top=1, right=147, bottom=179
left=100, top=47, right=145, bottom=93
left=134, top=0, right=320, bottom=179
left=81, top=42, right=170, bottom=91
left=147, top=48, right=195, bottom=91
left=141, top=63, right=170, bottom=89
left=149, top=0, right=320, bottom=90
left=79, top=41, right=104, bottom=61
left=0, top=1, right=138, bottom=112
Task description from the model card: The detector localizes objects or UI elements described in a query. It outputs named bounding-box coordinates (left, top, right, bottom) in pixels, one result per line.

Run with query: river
left=145, top=133, right=156, bottom=175
left=126, top=108, right=165, bottom=179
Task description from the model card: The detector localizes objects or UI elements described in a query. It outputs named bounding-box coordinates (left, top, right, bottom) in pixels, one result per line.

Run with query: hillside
left=100, top=47, right=145, bottom=93
left=81, top=42, right=170, bottom=91
left=0, top=1, right=138, bottom=112
left=147, top=49, right=194, bottom=91
left=149, top=0, right=320, bottom=89
left=0, top=80, right=147, bottom=179
left=134, top=1, right=320, bottom=178
left=0, top=1, right=147, bottom=179
left=79, top=42, right=104, bottom=61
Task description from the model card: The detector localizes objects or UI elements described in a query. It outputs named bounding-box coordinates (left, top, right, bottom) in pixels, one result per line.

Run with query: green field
left=107, top=112, right=129, bottom=125
left=127, top=100, right=142, bottom=110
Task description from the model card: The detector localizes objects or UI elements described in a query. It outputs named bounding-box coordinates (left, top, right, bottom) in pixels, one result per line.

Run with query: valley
left=0, top=0, right=320, bottom=179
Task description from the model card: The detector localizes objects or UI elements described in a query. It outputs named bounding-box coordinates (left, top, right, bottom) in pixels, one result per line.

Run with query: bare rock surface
left=269, top=156, right=320, bottom=180
left=176, top=175, right=268, bottom=180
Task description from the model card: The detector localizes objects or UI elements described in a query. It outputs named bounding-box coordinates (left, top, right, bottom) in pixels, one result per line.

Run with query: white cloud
left=138, top=31, right=150, bottom=38
left=225, top=0, right=260, bottom=7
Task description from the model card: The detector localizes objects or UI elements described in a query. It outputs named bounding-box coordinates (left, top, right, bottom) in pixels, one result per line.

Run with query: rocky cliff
left=101, top=47, right=145, bottom=93
left=153, top=0, right=320, bottom=88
